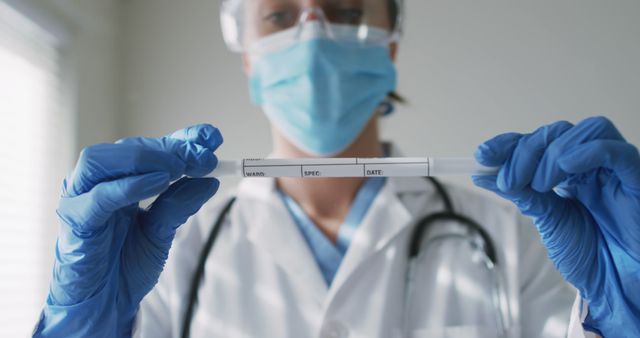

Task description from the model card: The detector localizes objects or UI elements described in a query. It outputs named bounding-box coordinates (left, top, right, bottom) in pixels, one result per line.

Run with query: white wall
left=120, top=0, right=640, bottom=189
left=391, top=0, right=640, bottom=158
left=121, top=0, right=267, bottom=160
left=47, top=0, right=122, bottom=151
left=6, top=0, right=121, bottom=151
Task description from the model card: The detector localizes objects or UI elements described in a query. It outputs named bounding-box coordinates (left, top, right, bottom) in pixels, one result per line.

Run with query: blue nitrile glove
left=472, top=116, right=640, bottom=337
left=33, top=124, right=223, bottom=338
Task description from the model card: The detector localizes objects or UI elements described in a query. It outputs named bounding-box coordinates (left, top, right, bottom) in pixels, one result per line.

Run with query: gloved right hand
left=473, top=117, right=640, bottom=337
left=33, top=124, right=223, bottom=338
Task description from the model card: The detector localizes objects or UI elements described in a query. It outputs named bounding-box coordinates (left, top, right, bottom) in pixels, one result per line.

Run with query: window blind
left=0, top=3, right=68, bottom=336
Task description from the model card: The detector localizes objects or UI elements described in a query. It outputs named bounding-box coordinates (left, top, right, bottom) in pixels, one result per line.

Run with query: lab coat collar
left=325, top=178, right=413, bottom=300
left=325, top=143, right=432, bottom=301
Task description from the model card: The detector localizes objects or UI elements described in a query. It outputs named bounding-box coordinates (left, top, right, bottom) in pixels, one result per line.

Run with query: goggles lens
left=221, top=0, right=403, bottom=52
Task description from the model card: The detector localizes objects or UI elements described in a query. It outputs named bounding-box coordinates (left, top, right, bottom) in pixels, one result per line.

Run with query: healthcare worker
left=34, top=1, right=639, bottom=337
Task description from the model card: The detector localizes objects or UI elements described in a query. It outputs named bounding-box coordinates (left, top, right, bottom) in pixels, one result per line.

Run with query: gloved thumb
left=168, top=124, right=224, bottom=152
left=139, top=177, right=220, bottom=244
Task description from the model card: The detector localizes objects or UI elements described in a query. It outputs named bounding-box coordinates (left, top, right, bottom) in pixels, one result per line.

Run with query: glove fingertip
left=204, top=126, right=224, bottom=151
left=196, top=177, right=220, bottom=199
left=496, top=165, right=512, bottom=193
left=207, top=177, right=221, bottom=195
left=186, top=152, right=218, bottom=177
left=184, top=178, right=219, bottom=211
left=184, top=124, right=224, bottom=151
left=474, top=145, right=494, bottom=166
left=472, top=175, right=498, bottom=191
left=194, top=178, right=220, bottom=204
left=210, top=153, right=219, bottom=169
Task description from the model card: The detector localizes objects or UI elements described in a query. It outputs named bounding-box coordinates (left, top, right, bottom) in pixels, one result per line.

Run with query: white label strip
left=364, top=163, right=429, bottom=177
left=240, top=158, right=437, bottom=177
left=302, top=165, right=364, bottom=177
left=243, top=165, right=302, bottom=177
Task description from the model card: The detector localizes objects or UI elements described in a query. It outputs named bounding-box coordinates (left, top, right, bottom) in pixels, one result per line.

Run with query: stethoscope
left=180, top=177, right=510, bottom=338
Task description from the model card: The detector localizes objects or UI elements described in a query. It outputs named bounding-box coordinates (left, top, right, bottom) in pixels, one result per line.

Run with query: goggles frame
left=220, top=0, right=404, bottom=52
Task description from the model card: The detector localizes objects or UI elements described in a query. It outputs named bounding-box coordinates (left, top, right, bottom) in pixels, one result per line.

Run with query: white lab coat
left=134, top=150, right=593, bottom=338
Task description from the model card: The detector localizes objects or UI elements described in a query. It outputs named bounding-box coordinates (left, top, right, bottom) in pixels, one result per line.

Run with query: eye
left=264, top=9, right=298, bottom=29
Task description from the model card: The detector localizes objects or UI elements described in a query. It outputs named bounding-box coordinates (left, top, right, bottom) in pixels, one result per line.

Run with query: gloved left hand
left=473, top=116, right=640, bottom=337
left=34, top=124, right=223, bottom=337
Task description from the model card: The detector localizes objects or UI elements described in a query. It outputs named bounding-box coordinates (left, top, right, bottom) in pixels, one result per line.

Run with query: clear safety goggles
left=220, top=0, right=404, bottom=53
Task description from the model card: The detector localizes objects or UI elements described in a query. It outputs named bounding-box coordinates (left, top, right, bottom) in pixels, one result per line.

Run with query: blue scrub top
left=277, top=177, right=386, bottom=286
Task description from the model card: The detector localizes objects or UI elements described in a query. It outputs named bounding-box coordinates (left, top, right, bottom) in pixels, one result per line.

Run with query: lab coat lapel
left=326, top=178, right=414, bottom=302
left=240, top=178, right=328, bottom=305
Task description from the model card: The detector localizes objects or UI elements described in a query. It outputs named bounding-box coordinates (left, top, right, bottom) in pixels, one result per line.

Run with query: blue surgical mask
left=248, top=24, right=397, bottom=156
